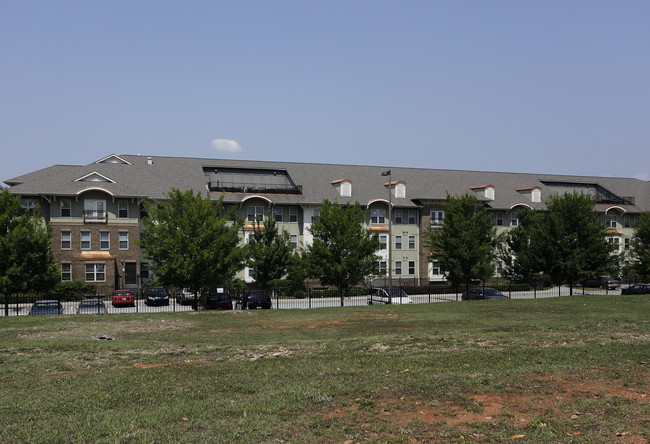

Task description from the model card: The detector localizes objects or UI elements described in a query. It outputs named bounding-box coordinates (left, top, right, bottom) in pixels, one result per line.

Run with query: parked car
left=621, top=284, right=650, bottom=295
left=367, top=287, right=412, bottom=305
left=246, top=290, right=272, bottom=309
left=28, top=300, right=64, bottom=315
left=144, top=287, right=170, bottom=306
left=583, top=275, right=621, bottom=290
left=197, top=291, right=233, bottom=310
left=176, top=288, right=200, bottom=305
left=77, top=299, right=108, bottom=314
left=112, top=289, right=135, bottom=307
left=462, top=287, right=510, bottom=301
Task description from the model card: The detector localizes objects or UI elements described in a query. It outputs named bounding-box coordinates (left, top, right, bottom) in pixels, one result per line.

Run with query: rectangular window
left=85, top=263, right=105, bottom=282
left=408, top=235, right=416, bottom=249
left=430, top=262, right=441, bottom=276
left=379, top=261, right=387, bottom=276
left=379, top=235, right=387, bottom=250
left=61, top=263, right=71, bottom=281
left=21, top=199, right=38, bottom=213
left=290, top=234, right=298, bottom=250
left=511, top=212, right=518, bottom=227
left=311, top=209, right=320, bottom=223
left=289, top=207, right=298, bottom=222
left=395, top=261, right=402, bottom=275
left=118, top=200, right=129, bottom=218
left=60, top=200, right=71, bottom=217
left=495, top=212, right=503, bottom=226
left=61, top=231, right=71, bottom=250
left=81, top=231, right=91, bottom=250
left=607, top=215, right=617, bottom=228
left=371, top=209, right=386, bottom=224
left=430, top=210, right=444, bottom=226
left=395, top=236, right=402, bottom=249
left=100, top=232, right=110, bottom=250
left=84, top=200, right=106, bottom=222
left=408, top=261, right=415, bottom=275
left=274, top=208, right=283, bottom=222
left=395, top=210, right=402, bottom=224
left=625, top=238, right=630, bottom=250
left=408, top=210, right=416, bottom=225
left=119, top=232, right=129, bottom=250
left=247, top=206, right=264, bottom=222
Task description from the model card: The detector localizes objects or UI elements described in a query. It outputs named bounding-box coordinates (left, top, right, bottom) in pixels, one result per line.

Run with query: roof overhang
left=76, top=187, right=115, bottom=197
left=75, top=251, right=116, bottom=260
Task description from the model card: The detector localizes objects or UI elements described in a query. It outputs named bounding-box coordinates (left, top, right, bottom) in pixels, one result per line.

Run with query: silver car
left=367, top=288, right=412, bottom=305
left=76, top=299, right=108, bottom=314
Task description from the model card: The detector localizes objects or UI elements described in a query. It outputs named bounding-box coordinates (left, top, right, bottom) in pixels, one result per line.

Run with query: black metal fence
left=0, top=281, right=631, bottom=317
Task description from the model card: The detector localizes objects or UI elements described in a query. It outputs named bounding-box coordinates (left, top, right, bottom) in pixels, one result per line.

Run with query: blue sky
left=2, top=1, right=649, bottom=183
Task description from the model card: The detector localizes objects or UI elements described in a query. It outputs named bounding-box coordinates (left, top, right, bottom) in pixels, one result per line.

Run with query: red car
left=112, top=289, right=135, bottom=307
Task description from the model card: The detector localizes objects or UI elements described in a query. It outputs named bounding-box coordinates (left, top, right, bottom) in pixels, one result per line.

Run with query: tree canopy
left=246, top=215, right=294, bottom=291
left=424, top=193, right=498, bottom=291
left=306, top=199, right=380, bottom=303
left=139, top=188, right=245, bottom=294
left=631, top=212, right=650, bottom=280
left=502, top=192, right=615, bottom=290
left=0, top=190, right=58, bottom=296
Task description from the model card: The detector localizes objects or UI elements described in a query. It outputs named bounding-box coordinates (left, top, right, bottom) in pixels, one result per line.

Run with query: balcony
left=83, top=210, right=107, bottom=223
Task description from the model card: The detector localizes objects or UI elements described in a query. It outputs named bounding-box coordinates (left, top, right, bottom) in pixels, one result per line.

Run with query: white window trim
left=80, top=231, right=91, bottom=250
left=61, top=231, right=71, bottom=250
left=119, top=232, right=129, bottom=250
left=100, top=232, right=110, bottom=250
left=85, top=263, right=106, bottom=282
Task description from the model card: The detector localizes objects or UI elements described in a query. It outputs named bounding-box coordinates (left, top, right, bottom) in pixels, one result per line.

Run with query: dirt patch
left=131, top=363, right=171, bottom=369
left=324, top=371, right=649, bottom=429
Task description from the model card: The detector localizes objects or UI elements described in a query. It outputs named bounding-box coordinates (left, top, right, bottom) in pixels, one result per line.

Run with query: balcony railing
left=83, top=210, right=107, bottom=223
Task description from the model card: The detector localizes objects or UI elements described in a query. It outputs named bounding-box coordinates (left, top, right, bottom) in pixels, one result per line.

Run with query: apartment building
left=5, top=154, right=649, bottom=290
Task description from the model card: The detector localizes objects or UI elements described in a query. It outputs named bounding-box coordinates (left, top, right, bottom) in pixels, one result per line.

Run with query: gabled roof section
left=95, top=154, right=132, bottom=165
left=74, top=171, right=116, bottom=183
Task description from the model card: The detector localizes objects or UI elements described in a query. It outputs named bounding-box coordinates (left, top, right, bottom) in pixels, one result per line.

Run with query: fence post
left=4, top=293, right=8, bottom=317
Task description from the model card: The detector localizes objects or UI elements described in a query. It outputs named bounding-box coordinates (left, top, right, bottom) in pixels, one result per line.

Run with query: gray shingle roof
left=6, top=154, right=650, bottom=212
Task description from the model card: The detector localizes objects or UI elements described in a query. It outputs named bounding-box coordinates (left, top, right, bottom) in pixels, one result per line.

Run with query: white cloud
left=211, top=139, right=242, bottom=153
left=633, top=172, right=649, bottom=181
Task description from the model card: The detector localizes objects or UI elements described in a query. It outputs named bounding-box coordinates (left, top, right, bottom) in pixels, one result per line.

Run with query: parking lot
left=0, top=285, right=625, bottom=316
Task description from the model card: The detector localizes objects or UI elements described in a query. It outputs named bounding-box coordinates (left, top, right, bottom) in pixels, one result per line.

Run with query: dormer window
left=385, top=180, right=406, bottom=198
left=516, top=186, right=541, bottom=203
left=395, top=182, right=406, bottom=198
left=332, top=179, right=352, bottom=197
left=341, top=181, right=352, bottom=197
left=470, top=185, right=495, bottom=200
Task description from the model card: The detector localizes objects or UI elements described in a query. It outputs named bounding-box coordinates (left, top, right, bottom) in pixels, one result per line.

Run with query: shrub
left=49, top=281, right=96, bottom=300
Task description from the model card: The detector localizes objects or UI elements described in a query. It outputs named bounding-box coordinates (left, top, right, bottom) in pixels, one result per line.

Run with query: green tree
left=499, top=206, right=547, bottom=284
left=246, top=215, right=294, bottom=291
left=0, top=190, right=58, bottom=302
left=424, top=193, right=499, bottom=293
left=139, top=188, right=245, bottom=299
left=631, top=212, right=650, bottom=281
left=306, top=199, right=380, bottom=305
left=504, top=192, right=614, bottom=293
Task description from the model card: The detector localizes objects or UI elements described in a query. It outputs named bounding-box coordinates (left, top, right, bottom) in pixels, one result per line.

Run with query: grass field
left=0, top=295, right=648, bottom=443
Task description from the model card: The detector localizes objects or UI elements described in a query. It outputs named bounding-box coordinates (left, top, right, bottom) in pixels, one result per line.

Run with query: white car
left=176, top=288, right=200, bottom=305
left=367, top=288, right=412, bottom=305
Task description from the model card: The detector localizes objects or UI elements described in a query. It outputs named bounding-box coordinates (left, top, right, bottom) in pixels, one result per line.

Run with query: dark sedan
left=28, top=300, right=64, bottom=315
left=246, top=291, right=272, bottom=309
left=462, top=287, right=510, bottom=301
left=198, top=291, right=233, bottom=310
left=621, top=284, right=650, bottom=295
left=144, top=287, right=170, bottom=306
